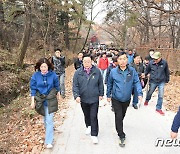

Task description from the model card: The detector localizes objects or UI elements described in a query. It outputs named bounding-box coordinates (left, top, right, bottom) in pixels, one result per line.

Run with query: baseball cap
left=151, top=52, right=161, bottom=60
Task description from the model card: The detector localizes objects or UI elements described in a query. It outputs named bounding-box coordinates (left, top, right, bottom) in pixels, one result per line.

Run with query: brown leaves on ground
left=164, top=75, right=180, bottom=112
left=0, top=65, right=75, bottom=153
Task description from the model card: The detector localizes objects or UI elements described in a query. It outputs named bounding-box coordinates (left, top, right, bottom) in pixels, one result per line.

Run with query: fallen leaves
left=164, top=75, right=180, bottom=112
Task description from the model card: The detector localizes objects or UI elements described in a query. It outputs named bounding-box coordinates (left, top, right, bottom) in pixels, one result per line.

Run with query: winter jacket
left=74, top=58, right=83, bottom=70
left=107, top=66, right=143, bottom=102
left=35, top=88, right=58, bottom=116
left=30, top=70, right=60, bottom=96
left=30, top=70, right=60, bottom=115
left=105, top=63, right=117, bottom=84
left=52, top=56, right=65, bottom=76
left=98, top=57, right=109, bottom=70
left=73, top=65, right=104, bottom=104
left=145, top=59, right=170, bottom=83
left=171, top=107, right=180, bottom=133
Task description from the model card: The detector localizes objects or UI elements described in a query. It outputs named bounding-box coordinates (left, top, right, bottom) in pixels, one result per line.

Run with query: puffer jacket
left=35, top=88, right=58, bottom=116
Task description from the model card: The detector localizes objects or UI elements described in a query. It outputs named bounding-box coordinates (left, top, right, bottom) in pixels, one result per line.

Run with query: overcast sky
left=87, top=0, right=107, bottom=24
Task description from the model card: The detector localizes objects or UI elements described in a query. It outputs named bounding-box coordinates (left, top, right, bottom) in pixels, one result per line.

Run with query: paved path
left=42, top=91, right=179, bottom=154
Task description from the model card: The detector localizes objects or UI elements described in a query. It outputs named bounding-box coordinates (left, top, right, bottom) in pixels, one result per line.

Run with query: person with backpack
left=52, top=48, right=66, bottom=98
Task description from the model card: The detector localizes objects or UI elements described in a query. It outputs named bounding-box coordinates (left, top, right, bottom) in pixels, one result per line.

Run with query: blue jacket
left=73, top=65, right=104, bottom=104
left=171, top=107, right=180, bottom=133
left=107, top=66, right=143, bottom=102
left=145, top=59, right=170, bottom=83
left=30, top=70, right=60, bottom=96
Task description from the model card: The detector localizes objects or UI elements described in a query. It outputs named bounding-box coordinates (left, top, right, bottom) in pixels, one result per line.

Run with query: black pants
left=112, top=98, right=130, bottom=139
left=81, top=102, right=99, bottom=136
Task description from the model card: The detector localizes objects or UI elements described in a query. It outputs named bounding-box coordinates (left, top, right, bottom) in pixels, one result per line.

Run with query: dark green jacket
left=35, top=88, right=58, bottom=116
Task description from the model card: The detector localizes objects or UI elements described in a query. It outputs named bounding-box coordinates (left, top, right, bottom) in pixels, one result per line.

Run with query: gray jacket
left=52, top=56, right=65, bottom=76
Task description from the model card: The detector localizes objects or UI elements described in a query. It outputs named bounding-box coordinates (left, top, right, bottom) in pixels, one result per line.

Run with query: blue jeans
left=44, top=105, right=54, bottom=145
left=100, top=69, right=107, bottom=83
left=59, top=73, right=65, bottom=96
left=145, top=82, right=165, bottom=110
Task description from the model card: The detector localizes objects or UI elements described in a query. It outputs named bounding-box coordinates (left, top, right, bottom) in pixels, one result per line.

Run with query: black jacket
left=35, top=88, right=58, bottom=116
left=73, top=65, right=104, bottom=104
left=145, top=59, right=170, bottom=83
left=74, top=58, right=83, bottom=70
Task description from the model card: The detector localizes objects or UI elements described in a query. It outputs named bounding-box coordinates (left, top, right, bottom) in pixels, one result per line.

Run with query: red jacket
left=98, top=58, right=109, bottom=70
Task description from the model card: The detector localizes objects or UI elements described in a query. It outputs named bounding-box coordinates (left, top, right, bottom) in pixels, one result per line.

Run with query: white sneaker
left=46, top=144, right=53, bottom=149
left=85, top=126, right=91, bottom=135
left=91, top=136, right=98, bottom=144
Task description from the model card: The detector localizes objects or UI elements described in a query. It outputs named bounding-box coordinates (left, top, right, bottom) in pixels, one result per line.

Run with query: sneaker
left=85, top=126, right=91, bottom=135
left=46, top=144, right=53, bottom=149
left=144, top=101, right=148, bottom=106
left=119, top=138, right=126, bottom=147
left=132, top=104, right=138, bottom=109
left=91, top=136, right=98, bottom=144
left=156, top=109, right=165, bottom=116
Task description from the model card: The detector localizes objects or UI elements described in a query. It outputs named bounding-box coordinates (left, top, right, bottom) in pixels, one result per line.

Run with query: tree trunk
left=0, top=1, right=5, bottom=49
left=17, top=1, right=32, bottom=67
left=175, top=25, right=180, bottom=48
left=73, top=18, right=83, bottom=53
left=64, top=12, right=70, bottom=50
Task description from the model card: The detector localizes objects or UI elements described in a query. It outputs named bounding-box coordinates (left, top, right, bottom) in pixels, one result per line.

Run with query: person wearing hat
left=144, top=51, right=170, bottom=115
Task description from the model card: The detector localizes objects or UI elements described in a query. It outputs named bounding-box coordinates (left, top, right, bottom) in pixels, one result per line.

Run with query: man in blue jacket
left=107, top=52, right=143, bottom=147
left=73, top=55, right=104, bottom=144
left=171, top=107, right=180, bottom=139
left=144, top=52, right=170, bottom=116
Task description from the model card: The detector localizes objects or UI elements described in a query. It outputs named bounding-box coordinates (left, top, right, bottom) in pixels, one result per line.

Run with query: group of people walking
left=29, top=47, right=180, bottom=149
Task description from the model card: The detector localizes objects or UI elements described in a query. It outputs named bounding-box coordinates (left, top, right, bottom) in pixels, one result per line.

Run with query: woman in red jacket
left=98, top=52, right=109, bottom=83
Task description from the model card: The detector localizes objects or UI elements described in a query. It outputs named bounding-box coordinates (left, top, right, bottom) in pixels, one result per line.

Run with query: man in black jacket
left=73, top=55, right=104, bottom=144
left=74, top=52, right=83, bottom=70
left=144, top=52, right=170, bottom=115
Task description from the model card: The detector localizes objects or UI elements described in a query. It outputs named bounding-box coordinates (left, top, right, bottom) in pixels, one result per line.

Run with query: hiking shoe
left=119, top=138, right=126, bottom=147
left=156, top=109, right=165, bottom=116
left=85, top=126, right=91, bottom=135
left=91, top=136, right=98, bottom=144
left=132, top=104, right=138, bottom=109
left=46, top=144, right=53, bottom=149
left=144, top=101, right=148, bottom=106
